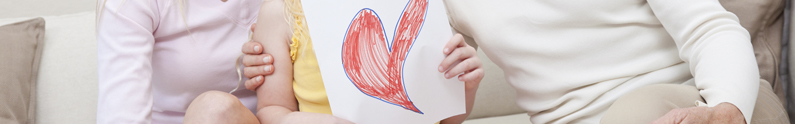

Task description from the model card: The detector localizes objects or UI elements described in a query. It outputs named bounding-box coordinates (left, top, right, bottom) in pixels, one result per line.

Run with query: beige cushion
left=0, top=17, right=45, bottom=124
left=0, top=12, right=98, bottom=124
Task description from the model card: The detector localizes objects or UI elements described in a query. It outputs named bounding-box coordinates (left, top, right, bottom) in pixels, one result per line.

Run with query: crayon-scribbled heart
left=341, top=0, right=428, bottom=114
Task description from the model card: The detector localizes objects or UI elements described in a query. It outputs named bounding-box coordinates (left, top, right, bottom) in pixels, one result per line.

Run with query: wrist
left=710, top=102, right=745, bottom=124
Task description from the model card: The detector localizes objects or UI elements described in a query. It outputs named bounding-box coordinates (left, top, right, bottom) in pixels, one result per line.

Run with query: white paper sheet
left=303, top=0, right=465, bottom=123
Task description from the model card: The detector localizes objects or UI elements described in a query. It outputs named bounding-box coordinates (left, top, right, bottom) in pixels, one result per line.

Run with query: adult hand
left=242, top=23, right=275, bottom=91
left=651, top=102, right=745, bottom=124
left=439, top=34, right=484, bottom=124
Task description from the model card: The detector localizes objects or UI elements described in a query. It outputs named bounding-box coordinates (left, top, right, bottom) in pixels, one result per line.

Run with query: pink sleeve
left=96, top=0, right=160, bottom=123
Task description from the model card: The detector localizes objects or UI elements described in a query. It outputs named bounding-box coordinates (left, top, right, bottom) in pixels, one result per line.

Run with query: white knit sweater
left=444, top=0, right=759, bottom=123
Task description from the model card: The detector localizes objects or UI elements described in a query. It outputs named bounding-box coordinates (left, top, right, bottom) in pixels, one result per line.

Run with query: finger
left=242, top=42, right=263, bottom=54
left=439, top=49, right=463, bottom=73
left=243, top=54, right=273, bottom=66
left=439, top=46, right=476, bottom=73
left=243, top=65, right=273, bottom=78
left=458, top=68, right=484, bottom=89
left=458, top=68, right=484, bottom=82
left=443, top=34, right=466, bottom=55
left=250, top=23, right=257, bottom=32
left=245, top=76, right=264, bottom=91
left=445, top=57, right=481, bottom=79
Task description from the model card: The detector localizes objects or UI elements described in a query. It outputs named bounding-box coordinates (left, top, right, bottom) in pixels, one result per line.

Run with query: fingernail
left=438, top=66, right=444, bottom=72
left=444, top=48, right=450, bottom=54
left=263, top=56, right=271, bottom=63
left=256, top=76, right=262, bottom=82
left=264, top=65, right=272, bottom=72
left=458, top=76, right=463, bottom=81
left=445, top=73, right=450, bottom=78
left=254, top=46, right=261, bottom=52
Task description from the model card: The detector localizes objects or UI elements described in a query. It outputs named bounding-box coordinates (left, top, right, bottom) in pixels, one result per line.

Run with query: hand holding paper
left=437, top=33, right=484, bottom=124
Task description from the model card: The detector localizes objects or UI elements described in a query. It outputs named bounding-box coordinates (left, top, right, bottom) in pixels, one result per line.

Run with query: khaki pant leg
left=600, top=84, right=702, bottom=124
left=750, top=80, right=789, bottom=124
left=600, top=80, right=789, bottom=124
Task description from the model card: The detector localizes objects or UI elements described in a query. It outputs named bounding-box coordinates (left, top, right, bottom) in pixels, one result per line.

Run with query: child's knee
left=190, top=91, right=242, bottom=114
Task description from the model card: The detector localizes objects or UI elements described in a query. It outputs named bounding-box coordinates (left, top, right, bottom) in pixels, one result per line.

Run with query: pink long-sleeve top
left=96, top=0, right=262, bottom=123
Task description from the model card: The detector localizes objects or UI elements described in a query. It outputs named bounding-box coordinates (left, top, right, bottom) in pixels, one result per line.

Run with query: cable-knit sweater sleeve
left=647, top=0, right=759, bottom=123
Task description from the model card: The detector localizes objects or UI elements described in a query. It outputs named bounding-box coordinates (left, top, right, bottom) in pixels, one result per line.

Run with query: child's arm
left=253, top=0, right=352, bottom=124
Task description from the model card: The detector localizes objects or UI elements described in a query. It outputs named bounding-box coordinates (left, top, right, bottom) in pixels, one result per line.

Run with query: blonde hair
left=284, top=0, right=304, bottom=32
left=284, top=0, right=311, bottom=61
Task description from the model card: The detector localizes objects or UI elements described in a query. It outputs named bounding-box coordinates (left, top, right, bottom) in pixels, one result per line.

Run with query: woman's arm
left=253, top=1, right=351, bottom=124
left=647, top=0, right=759, bottom=123
left=96, top=0, right=159, bottom=123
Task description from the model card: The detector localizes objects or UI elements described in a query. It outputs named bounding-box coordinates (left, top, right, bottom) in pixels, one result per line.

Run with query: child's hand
left=439, top=33, right=484, bottom=124
left=242, top=23, right=275, bottom=91
left=439, top=34, right=484, bottom=89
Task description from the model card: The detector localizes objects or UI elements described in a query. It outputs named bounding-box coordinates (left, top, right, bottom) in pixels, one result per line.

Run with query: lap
left=600, top=80, right=788, bottom=124
left=601, top=83, right=702, bottom=124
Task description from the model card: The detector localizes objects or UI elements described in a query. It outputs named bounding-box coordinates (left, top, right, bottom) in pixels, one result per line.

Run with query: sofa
left=0, top=0, right=790, bottom=123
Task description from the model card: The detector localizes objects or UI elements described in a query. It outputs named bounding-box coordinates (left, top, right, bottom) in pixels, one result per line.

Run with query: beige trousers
left=601, top=80, right=789, bottom=124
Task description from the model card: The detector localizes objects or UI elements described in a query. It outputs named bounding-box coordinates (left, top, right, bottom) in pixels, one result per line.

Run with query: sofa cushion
left=0, top=17, right=45, bottom=124
left=33, top=12, right=98, bottom=124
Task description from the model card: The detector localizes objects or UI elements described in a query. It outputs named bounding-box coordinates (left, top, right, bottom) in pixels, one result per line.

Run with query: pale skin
left=237, top=0, right=484, bottom=124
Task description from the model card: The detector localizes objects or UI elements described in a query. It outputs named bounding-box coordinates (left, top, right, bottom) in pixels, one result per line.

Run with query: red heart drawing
left=341, top=0, right=428, bottom=114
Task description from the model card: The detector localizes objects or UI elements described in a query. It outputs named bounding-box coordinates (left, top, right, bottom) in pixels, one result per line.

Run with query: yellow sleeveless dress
left=286, top=0, right=332, bottom=114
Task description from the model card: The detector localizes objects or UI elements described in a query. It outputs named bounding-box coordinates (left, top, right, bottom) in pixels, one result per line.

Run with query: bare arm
left=253, top=0, right=351, bottom=124
left=254, top=0, right=295, bottom=112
